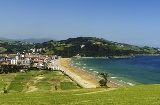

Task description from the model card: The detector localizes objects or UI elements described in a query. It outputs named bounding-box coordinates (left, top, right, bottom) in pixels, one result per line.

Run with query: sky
left=0, top=0, right=160, bottom=47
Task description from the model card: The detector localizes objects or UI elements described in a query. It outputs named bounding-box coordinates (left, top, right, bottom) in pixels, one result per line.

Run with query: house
left=1, top=61, right=10, bottom=65
left=32, top=60, right=44, bottom=69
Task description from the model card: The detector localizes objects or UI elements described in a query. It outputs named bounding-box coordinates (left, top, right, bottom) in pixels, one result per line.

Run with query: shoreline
left=73, top=55, right=135, bottom=59
left=73, top=54, right=160, bottom=59
left=69, top=58, right=136, bottom=87
left=58, top=58, right=118, bottom=88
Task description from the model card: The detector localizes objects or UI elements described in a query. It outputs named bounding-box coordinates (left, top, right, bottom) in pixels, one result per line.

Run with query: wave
left=110, top=77, right=118, bottom=79
left=76, top=62, right=82, bottom=65
left=126, top=82, right=135, bottom=86
left=93, top=71, right=99, bottom=74
left=116, top=79, right=135, bottom=86
left=72, top=57, right=146, bottom=86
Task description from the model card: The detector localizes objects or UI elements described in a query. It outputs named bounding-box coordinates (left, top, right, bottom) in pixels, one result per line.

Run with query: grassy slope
left=0, top=70, right=80, bottom=93
left=0, top=70, right=160, bottom=105
left=0, top=84, right=160, bottom=105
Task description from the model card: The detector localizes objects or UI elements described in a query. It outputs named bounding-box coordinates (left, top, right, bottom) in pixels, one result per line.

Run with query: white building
left=10, top=59, right=18, bottom=65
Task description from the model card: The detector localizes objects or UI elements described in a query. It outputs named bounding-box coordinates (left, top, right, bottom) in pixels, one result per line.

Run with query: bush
left=3, top=87, right=7, bottom=93
left=99, top=79, right=107, bottom=86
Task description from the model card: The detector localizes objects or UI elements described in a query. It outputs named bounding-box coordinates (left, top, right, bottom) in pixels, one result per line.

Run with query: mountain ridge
left=0, top=37, right=56, bottom=43
left=0, top=36, right=159, bottom=57
left=34, top=37, right=160, bottom=57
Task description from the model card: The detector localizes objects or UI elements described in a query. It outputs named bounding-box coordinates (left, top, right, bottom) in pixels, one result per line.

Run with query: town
left=0, top=53, right=60, bottom=74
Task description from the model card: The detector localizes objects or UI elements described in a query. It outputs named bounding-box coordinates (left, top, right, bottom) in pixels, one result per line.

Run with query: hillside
left=0, top=37, right=159, bottom=57
left=0, top=84, right=160, bottom=104
left=0, top=70, right=80, bottom=93
left=0, top=37, right=55, bottom=43
left=35, top=37, right=160, bottom=57
left=0, top=69, right=159, bottom=105
left=0, top=40, right=34, bottom=54
left=17, top=38, right=55, bottom=43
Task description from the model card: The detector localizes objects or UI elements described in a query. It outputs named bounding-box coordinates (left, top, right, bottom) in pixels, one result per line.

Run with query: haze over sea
left=72, top=56, right=160, bottom=86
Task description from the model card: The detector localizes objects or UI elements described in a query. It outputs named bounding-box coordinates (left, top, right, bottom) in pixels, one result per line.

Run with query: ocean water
left=71, top=56, right=160, bottom=86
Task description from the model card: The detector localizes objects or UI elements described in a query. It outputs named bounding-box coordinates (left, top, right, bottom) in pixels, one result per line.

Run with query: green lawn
left=36, top=81, right=51, bottom=90
left=1, top=70, right=160, bottom=104
left=0, top=85, right=160, bottom=104
left=8, top=73, right=28, bottom=92
left=0, top=73, right=16, bottom=92
left=60, top=82, right=78, bottom=90
left=1, top=70, right=80, bottom=93
left=0, top=47, right=7, bottom=53
left=56, top=46, right=65, bottom=50
left=46, top=50, right=54, bottom=55
left=0, top=79, right=4, bottom=91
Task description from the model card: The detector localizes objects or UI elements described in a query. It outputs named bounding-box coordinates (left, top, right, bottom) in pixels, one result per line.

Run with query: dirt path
left=25, top=76, right=44, bottom=93
left=75, top=88, right=116, bottom=95
left=26, top=86, right=38, bottom=93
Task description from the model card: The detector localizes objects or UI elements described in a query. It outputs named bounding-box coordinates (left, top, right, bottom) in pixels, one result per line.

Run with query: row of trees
left=0, top=65, right=29, bottom=74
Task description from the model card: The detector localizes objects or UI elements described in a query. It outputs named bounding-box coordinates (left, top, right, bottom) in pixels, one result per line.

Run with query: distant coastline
left=73, top=54, right=160, bottom=59
left=135, top=54, right=160, bottom=56
left=73, top=55, right=135, bottom=59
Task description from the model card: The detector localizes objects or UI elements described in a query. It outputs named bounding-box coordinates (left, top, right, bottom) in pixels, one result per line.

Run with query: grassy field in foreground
left=0, top=70, right=80, bottom=93
left=0, top=84, right=160, bottom=104
left=1, top=70, right=160, bottom=104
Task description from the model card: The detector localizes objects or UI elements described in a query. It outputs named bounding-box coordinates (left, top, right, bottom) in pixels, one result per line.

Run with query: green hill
left=0, top=84, right=160, bottom=105
left=0, top=70, right=159, bottom=105
left=0, top=70, right=80, bottom=93
left=0, top=37, right=159, bottom=57
left=0, top=40, right=34, bottom=54
left=35, top=37, right=160, bottom=57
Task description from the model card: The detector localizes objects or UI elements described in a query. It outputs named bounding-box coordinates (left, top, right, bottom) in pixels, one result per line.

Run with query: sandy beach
left=59, top=58, right=117, bottom=88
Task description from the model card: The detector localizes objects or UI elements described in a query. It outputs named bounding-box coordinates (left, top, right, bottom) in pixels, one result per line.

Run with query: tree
left=43, top=62, right=47, bottom=69
left=98, top=72, right=108, bottom=87
left=4, top=87, right=7, bottom=93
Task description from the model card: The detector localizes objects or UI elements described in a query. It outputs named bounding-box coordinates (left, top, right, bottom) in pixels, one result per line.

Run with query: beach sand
left=59, top=58, right=117, bottom=88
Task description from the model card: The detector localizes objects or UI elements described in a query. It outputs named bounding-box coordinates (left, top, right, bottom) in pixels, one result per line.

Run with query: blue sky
left=0, top=0, right=160, bottom=47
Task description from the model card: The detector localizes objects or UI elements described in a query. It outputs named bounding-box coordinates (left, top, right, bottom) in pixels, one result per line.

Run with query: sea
left=71, top=56, right=160, bottom=86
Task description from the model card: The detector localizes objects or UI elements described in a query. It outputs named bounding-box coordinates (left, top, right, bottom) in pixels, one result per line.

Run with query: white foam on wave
left=116, top=79, right=135, bottom=86
left=127, top=82, right=135, bottom=86
left=76, top=63, right=81, bottom=65
left=110, top=77, right=118, bottom=79
left=93, top=71, right=99, bottom=74
left=89, top=69, right=93, bottom=70
left=83, top=67, right=86, bottom=68
left=118, top=80, right=127, bottom=84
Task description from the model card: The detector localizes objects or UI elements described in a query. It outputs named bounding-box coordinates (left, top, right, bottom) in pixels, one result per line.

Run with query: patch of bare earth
left=75, top=88, right=116, bottom=95
left=25, top=76, right=44, bottom=93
